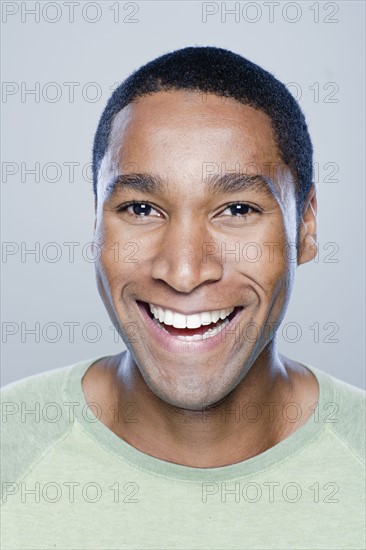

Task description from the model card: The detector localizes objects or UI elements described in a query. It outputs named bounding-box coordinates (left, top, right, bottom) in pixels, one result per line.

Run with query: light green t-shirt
left=1, top=356, right=365, bottom=550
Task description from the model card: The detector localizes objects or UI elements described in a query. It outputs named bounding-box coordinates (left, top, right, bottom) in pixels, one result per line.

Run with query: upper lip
left=138, top=300, right=242, bottom=316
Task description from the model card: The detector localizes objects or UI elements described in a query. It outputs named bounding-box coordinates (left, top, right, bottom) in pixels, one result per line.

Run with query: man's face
left=94, top=90, right=308, bottom=410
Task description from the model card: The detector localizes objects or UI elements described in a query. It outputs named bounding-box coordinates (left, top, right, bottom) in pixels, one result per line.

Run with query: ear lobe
left=297, top=185, right=318, bottom=266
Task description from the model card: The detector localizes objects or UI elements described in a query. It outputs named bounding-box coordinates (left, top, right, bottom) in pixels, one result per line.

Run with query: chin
left=135, top=355, right=245, bottom=412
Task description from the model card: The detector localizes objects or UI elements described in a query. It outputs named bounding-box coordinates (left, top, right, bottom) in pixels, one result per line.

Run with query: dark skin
left=83, top=90, right=319, bottom=468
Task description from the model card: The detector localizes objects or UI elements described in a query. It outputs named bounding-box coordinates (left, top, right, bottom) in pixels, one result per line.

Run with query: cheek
left=219, top=218, right=289, bottom=283
left=235, top=249, right=289, bottom=303
left=96, top=221, right=155, bottom=288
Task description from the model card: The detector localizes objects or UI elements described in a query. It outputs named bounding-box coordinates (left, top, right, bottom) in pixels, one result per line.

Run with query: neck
left=82, top=343, right=318, bottom=468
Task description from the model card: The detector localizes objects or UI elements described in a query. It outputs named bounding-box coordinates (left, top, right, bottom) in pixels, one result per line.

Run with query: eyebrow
left=105, top=171, right=280, bottom=202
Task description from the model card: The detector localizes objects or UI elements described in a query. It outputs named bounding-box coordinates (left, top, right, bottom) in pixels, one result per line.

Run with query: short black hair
left=92, top=46, right=313, bottom=222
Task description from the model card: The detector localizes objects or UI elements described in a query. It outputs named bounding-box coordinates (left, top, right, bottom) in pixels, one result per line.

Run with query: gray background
left=1, top=1, right=365, bottom=388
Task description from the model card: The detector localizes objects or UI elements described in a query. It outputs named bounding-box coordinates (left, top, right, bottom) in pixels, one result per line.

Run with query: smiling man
left=1, top=47, right=365, bottom=549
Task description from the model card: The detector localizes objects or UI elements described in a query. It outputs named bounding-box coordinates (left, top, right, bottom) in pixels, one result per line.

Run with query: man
left=1, top=46, right=365, bottom=549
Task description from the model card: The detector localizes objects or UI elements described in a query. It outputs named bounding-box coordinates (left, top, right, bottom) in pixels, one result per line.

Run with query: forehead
left=108, top=90, right=280, bottom=163
left=115, top=89, right=271, bottom=125
left=99, top=90, right=293, bottom=205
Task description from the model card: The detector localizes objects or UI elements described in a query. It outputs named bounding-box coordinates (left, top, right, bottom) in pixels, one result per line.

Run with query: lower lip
left=136, top=301, right=244, bottom=354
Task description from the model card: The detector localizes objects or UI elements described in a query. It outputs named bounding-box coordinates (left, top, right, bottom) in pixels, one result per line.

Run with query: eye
left=116, top=201, right=163, bottom=219
left=220, top=203, right=260, bottom=217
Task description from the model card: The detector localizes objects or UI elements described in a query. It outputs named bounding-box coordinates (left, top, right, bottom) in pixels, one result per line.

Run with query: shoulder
left=1, top=363, right=72, bottom=401
left=0, top=361, right=80, bottom=424
left=309, top=366, right=365, bottom=463
left=0, top=358, right=96, bottom=498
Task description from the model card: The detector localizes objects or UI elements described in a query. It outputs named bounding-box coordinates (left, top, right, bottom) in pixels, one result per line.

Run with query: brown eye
left=228, top=204, right=250, bottom=216
left=130, top=203, right=152, bottom=216
left=220, top=203, right=260, bottom=217
left=116, top=201, right=163, bottom=219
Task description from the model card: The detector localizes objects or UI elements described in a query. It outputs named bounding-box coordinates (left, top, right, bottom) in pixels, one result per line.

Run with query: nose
left=150, top=221, right=223, bottom=293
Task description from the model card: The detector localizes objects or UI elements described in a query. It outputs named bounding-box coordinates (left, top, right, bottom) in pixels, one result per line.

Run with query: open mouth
left=137, top=301, right=243, bottom=342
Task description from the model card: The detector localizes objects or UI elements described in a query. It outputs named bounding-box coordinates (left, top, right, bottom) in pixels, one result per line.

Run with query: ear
left=297, top=185, right=318, bottom=266
left=93, top=197, right=97, bottom=234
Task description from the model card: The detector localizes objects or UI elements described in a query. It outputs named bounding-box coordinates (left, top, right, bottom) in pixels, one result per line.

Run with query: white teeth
left=210, top=310, right=221, bottom=324
left=220, top=309, right=228, bottom=320
left=186, top=314, right=202, bottom=329
left=176, top=317, right=231, bottom=341
left=148, top=303, right=234, bottom=329
left=200, top=312, right=212, bottom=325
left=158, top=307, right=164, bottom=323
left=172, top=312, right=186, bottom=329
left=163, top=309, right=174, bottom=326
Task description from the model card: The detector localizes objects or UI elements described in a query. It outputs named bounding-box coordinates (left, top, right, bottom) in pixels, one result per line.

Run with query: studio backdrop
left=1, top=0, right=365, bottom=388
